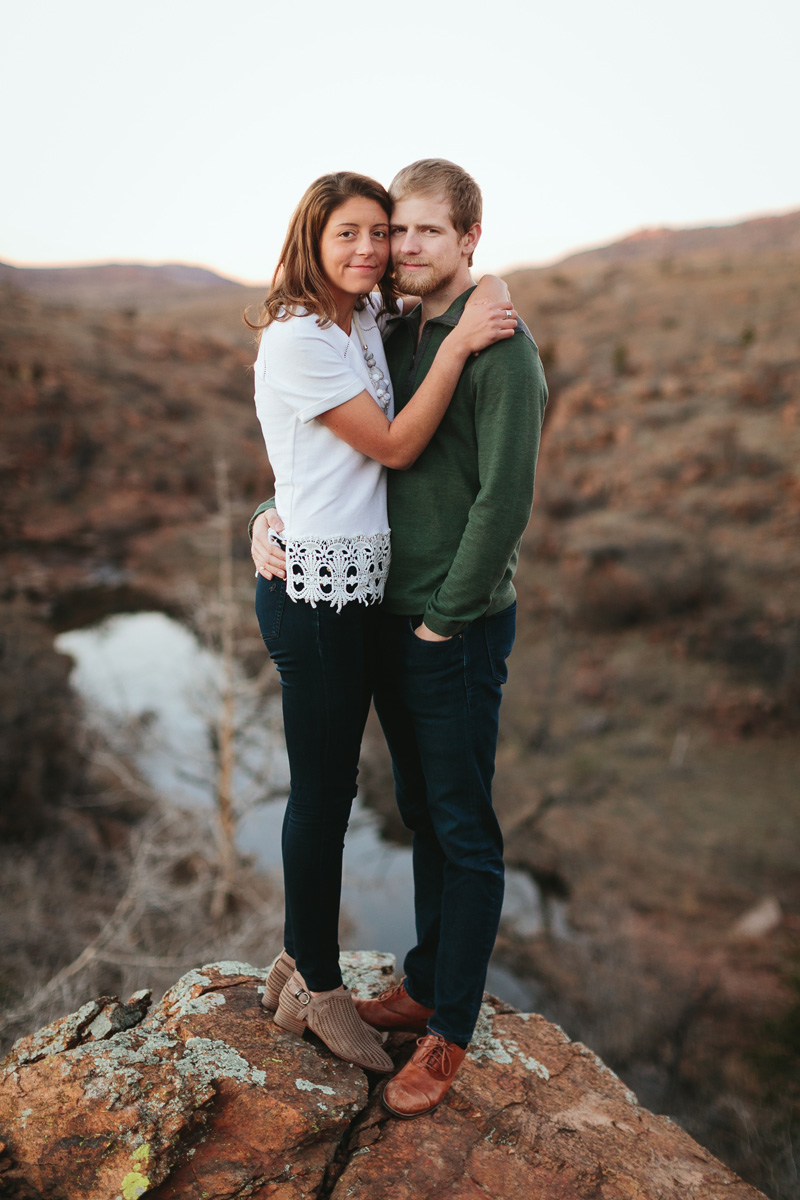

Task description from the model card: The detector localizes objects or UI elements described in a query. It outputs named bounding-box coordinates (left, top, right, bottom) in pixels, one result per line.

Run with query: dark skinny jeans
left=255, top=576, right=374, bottom=992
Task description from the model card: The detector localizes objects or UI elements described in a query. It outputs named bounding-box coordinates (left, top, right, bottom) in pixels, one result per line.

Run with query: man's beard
left=394, top=261, right=458, bottom=298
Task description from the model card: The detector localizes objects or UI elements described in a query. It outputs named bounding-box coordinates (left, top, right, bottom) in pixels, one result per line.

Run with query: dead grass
left=0, top=764, right=283, bottom=1056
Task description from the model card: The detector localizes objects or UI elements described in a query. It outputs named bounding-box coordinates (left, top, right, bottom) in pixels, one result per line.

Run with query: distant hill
left=548, top=208, right=800, bottom=271
left=0, top=261, right=247, bottom=308
left=3, top=207, right=798, bottom=311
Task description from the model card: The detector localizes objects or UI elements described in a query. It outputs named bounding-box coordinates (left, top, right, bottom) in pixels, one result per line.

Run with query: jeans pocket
left=405, top=624, right=462, bottom=679
left=256, top=576, right=286, bottom=644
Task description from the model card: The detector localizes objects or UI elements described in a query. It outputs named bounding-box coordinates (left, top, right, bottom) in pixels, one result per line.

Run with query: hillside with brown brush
left=552, top=208, right=800, bottom=267
left=1, top=211, right=799, bottom=1197
left=0, top=277, right=271, bottom=618
left=486, top=213, right=800, bottom=1193
left=506, top=210, right=800, bottom=733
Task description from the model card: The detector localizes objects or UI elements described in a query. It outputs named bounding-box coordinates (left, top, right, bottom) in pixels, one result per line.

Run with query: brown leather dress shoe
left=354, top=979, right=434, bottom=1035
left=382, top=1033, right=466, bottom=1119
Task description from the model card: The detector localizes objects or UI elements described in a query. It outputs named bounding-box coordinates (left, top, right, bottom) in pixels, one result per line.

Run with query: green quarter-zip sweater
left=381, top=286, right=547, bottom=636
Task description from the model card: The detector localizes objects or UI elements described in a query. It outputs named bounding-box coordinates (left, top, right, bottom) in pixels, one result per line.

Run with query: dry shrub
left=562, top=514, right=721, bottom=630
left=672, top=424, right=782, bottom=487
left=737, top=366, right=789, bottom=409
left=0, top=787, right=283, bottom=1055
left=0, top=604, right=85, bottom=841
left=690, top=613, right=800, bottom=731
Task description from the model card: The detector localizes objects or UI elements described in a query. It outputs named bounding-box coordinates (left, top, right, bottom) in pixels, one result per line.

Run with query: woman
left=249, top=172, right=515, bottom=1072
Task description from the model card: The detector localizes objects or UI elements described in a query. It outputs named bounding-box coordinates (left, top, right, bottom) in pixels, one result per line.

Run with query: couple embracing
left=248, top=158, right=547, bottom=1118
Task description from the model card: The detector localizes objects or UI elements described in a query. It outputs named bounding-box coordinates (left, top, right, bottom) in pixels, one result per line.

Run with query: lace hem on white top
left=286, top=531, right=391, bottom=611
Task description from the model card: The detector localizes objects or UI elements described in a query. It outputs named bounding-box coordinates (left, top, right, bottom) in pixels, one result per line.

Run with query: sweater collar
left=388, top=284, right=478, bottom=333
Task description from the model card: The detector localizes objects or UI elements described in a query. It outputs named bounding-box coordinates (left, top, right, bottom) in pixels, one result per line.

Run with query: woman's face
left=318, top=197, right=390, bottom=306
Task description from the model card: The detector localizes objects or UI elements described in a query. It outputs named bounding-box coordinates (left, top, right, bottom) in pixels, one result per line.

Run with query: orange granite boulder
left=0, top=955, right=766, bottom=1200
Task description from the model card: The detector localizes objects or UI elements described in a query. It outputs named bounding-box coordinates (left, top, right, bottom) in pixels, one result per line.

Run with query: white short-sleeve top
left=254, top=294, right=395, bottom=609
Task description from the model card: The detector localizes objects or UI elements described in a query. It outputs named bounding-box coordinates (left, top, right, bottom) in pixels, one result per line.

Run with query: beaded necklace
left=351, top=311, right=392, bottom=415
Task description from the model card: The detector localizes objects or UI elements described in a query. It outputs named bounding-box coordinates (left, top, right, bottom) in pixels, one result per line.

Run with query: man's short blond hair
left=389, top=159, right=482, bottom=255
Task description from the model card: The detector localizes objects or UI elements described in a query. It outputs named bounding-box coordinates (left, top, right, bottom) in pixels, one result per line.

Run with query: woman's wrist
left=439, top=329, right=472, bottom=364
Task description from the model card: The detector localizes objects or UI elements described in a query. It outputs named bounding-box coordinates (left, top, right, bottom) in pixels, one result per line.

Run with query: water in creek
left=57, top=611, right=563, bottom=1010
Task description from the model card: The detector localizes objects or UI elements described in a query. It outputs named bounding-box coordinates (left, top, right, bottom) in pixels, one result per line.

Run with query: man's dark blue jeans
left=372, top=603, right=516, bottom=1046
left=256, top=576, right=374, bottom=993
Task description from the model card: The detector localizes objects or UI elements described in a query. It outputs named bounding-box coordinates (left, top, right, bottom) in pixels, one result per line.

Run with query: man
left=251, top=159, right=547, bottom=1117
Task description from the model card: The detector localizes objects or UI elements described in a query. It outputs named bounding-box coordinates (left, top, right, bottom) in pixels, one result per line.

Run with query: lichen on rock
left=0, top=955, right=767, bottom=1200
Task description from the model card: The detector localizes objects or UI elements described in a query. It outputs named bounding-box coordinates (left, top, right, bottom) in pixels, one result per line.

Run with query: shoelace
left=416, top=1035, right=453, bottom=1076
left=377, top=982, right=407, bottom=1003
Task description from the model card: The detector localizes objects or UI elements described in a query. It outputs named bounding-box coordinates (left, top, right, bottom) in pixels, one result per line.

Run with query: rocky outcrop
left=0, top=955, right=766, bottom=1200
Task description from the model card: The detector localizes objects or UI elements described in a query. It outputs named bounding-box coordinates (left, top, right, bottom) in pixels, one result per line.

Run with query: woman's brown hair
left=245, top=172, right=399, bottom=332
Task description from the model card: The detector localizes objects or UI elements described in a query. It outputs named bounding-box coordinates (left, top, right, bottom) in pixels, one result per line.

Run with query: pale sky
left=2, top=0, right=797, bottom=283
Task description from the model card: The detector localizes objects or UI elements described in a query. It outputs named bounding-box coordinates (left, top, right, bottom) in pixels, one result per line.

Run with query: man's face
left=390, top=193, right=476, bottom=298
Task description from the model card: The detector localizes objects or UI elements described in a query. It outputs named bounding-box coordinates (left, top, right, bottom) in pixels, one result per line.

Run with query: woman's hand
left=252, top=510, right=287, bottom=580
left=317, top=280, right=516, bottom=470
left=450, top=299, right=518, bottom=356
